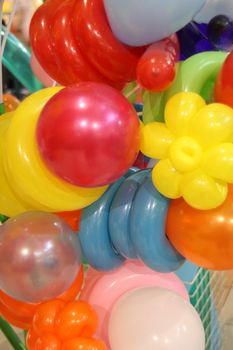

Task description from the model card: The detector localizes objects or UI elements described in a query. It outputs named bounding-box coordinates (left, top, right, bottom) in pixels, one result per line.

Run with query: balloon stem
left=0, top=317, right=27, bottom=350
left=125, top=83, right=140, bottom=99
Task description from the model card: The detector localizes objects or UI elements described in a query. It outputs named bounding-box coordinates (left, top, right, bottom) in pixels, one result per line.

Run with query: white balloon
left=195, top=0, right=233, bottom=23
left=109, top=287, right=205, bottom=350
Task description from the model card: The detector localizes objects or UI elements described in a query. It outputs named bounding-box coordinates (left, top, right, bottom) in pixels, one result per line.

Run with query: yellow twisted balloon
left=0, top=88, right=107, bottom=217
left=141, top=92, right=233, bottom=210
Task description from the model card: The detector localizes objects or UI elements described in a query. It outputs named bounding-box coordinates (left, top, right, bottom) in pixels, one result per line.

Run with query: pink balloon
left=30, top=51, right=54, bottom=87
left=80, top=261, right=189, bottom=346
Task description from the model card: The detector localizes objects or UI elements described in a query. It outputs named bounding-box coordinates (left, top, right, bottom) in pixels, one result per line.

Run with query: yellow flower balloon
left=141, top=92, right=233, bottom=210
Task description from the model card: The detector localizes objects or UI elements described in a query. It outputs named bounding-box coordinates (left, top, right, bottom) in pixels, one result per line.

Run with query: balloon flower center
left=169, top=137, right=202, bottom=172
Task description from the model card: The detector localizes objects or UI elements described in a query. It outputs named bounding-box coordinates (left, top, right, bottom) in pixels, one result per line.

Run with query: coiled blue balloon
left=79, top=169, right=185, bottom=272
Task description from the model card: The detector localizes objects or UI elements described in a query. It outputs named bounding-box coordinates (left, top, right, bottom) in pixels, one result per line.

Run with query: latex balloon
left=207, top=15, right=233, bottom=51
left=3, top=95, right=20, bottom=112
left=137, top=34, right=179, bottom=92
left=195, top=0, right=233, bottom=23
left=0, top=211, right=82, bottom=303
left=30, top=0, right=144, bottom=87
left=108, top=287, right=205, bottom=350
left=5, top=87, right=107, bottom=212
left=142, top=51, right=227, bottom=125
left=30, top=51, right=54, bottom=87
left=80, top=261, right=189, bottom=346
left=215, top=50, right=233, bottom=108
left=37, top=83, right=140, bottom=187
left=0, top=266, right=84, bottom=329
left=56, top=210, right=82, bottom=231
left=103, top=0, right=206, bottom=46
left=27, top=300, right=107, bottom=350
left=79, top=170, right=184, bottom=272
left=166, top=185, right=233, bottom=270
left=140, top=92, right=233, bottom=210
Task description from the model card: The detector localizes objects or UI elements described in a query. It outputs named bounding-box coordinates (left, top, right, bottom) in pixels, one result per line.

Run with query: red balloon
left=166, top=185, right=233, bottom=270
left=137, top=34, right=179, bottom=92
left=214, top=50, right=233, bottom=108
left=30, top=0, right=144, bottom=88
left=36, top=83, right=140, bottom=187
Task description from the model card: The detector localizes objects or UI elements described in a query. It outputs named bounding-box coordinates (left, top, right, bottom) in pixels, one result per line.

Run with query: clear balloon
left=103, top=0, right=206, bottom=46
left=108, top=287, right=205, bottom=350
left=0, top=212, right=82, bottom=303
left=37, top=83, right=140, bottom=187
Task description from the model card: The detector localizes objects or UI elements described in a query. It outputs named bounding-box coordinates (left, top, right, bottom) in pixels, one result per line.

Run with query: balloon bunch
left=141, top=91, right=233, bottom=210
left=0, top=82, right=141, bottom=217
left=27, top=300, right=106, bottom=350
left=30, top=0, right=181, bottom=92
left=79, top=169, right=184, bottom=272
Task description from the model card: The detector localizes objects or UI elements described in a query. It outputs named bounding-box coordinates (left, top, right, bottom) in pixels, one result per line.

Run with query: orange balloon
left=33, top=300, right=66, bottom=335
left=27, top=329, right=38, bottom=350
left=3, top=94, right=20, bottom=112
left=56, top=210, right=82, bottom=231
left=55, top=302, right=98, bottom=340
left=166, top=185, right=233, bottom=270
left=62, top=338, right=107, bottom=350
left=0, top=266, right=84, bottom=329
left=34, top=334, right=61, bottom=350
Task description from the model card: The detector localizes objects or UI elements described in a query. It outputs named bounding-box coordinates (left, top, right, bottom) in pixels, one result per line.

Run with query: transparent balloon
left=0, top=212, right=82, bottom=303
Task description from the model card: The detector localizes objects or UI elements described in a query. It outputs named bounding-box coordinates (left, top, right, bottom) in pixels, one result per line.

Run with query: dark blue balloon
left=207, top=15, right=233, bottom=51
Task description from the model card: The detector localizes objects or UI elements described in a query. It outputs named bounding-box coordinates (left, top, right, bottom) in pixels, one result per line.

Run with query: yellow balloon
left=180, top=170, right=228, bottom=210
left=0, top=113, right=31, bottom=216
left=140, top=122, right=174, bottom=159
left=5, top=88, right=108, bottom=212
left=152, top=159, right=182, bottom=199
left=141, top=92, right=233, bottom=210
left=201, top=143, right=233, bottom=183
left=188, top=103, right=233, bottom=149
left=165, top=92, right=206, bottom=137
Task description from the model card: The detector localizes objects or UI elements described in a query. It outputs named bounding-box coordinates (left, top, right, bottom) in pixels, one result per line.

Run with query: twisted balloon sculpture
left=30, top=0, right=179, bottom=92
left=79, top=168, right=185, bottom=273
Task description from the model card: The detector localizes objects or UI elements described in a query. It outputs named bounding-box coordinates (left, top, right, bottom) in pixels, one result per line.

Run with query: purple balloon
left=0, top=212, right=81, bottom=303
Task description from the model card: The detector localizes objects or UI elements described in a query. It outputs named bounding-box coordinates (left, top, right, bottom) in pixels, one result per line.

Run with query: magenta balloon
left=36, top=83, right=140, bottom=187
left=0, top=212, right=81, bottom=303
left=30, top=51, right=54, bottom=87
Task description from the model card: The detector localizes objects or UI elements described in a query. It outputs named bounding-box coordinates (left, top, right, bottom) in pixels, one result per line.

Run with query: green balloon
left=2, top=27, right=43, bottom=92
left=142, top=51, right=228, bottom=124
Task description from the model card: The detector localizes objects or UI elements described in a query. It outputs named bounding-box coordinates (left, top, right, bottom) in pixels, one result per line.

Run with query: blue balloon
left=79, top=169, right=185, bottom=273
left=130, top=173, right=185, bottom=272
left=79, top=168, right=138, bottom=271
left=109, top=170, right=149, bottom=259
left=103, top=0, right=207, bottom=46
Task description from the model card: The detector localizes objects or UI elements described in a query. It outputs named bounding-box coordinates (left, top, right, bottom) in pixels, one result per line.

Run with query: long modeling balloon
left=79, top=169, right=185, bottom=272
